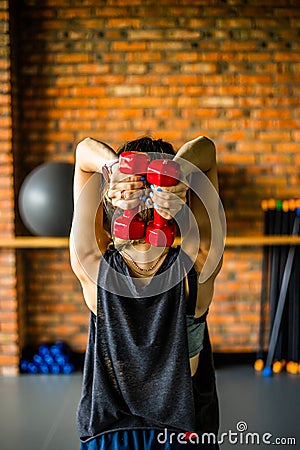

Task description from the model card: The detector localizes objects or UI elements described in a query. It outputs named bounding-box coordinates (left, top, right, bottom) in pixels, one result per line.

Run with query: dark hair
left=117, top=136, right=175, bottom=157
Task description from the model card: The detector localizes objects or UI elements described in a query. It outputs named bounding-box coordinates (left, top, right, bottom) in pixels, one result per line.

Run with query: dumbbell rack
left=255, top=199, right=300, bottom=376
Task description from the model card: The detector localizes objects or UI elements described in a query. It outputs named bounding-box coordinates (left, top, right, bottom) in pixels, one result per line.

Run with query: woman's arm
left=175, top=135, right=217, bottom=175
left=150, top=136, right=217, bottom=220
left=175, top=136, right=224, bottom=317
left=69, top=137, right=117, bottom=291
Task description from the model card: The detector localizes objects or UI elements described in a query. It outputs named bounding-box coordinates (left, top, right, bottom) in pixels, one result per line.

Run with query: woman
left=70, top=136, right=224, bottom=449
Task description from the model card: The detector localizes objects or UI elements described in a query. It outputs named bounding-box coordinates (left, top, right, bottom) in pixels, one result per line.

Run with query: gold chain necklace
left=121, top=250, right=167, bottom=273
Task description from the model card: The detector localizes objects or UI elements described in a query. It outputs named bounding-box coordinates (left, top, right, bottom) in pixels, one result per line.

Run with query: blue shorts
left=80, top=429, right=219, bottom=449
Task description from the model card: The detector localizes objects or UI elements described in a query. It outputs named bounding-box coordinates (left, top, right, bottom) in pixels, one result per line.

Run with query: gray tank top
left=77, top=247, right=218, bottom=443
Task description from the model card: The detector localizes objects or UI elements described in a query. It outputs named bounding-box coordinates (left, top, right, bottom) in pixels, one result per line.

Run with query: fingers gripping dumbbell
left=113, top=151, right=150, bottom=240
left=113, top=153, right=180, bottom=246
left=146, top=159, right=180, bottom=247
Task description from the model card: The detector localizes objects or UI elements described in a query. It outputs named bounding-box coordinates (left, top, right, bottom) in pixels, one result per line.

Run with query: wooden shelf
left=225, top=235, right=300, bottom=247
left=0, top=235, right=300, bottom=249
left=0, top=237, right=69, bottom=248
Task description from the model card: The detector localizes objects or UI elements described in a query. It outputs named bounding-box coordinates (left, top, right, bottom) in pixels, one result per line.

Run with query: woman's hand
left=150, top=181, right=189, bottom=220
left=107, top=162, right=189, bottom=220
left=107, top=164, right=145, bottom=210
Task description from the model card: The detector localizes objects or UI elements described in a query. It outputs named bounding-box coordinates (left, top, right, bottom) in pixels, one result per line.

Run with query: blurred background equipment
left=18, top=162, right=74, bottom=237
left=255, top=200, right=300, bottom=376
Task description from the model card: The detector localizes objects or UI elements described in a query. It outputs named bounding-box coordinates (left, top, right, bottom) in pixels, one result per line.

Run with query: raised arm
left=175, top=136, right=224, bottom=317
left=69, top=138, right=117, bottom=295
left=175, top=136, right=217, bottom=174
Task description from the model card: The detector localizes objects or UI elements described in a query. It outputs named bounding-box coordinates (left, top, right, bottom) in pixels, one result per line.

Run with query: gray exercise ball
left=19, top=162, right=74, bottom=236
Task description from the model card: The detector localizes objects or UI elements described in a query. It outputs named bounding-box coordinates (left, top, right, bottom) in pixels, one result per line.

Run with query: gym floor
left=0, top=366, right=299, bottom=450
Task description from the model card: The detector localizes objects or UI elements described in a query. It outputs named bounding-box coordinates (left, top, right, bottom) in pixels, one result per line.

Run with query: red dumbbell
left=145, top=159, right=180, bottom=247
left=113, top=151, right=150, bottom=240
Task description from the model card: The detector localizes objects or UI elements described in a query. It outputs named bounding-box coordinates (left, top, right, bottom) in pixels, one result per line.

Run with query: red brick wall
left=1, top=0, right=300, bottom=373
left=0, top=0, right=19, bottom=374
left=24, top=249, right=86, bottom=350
